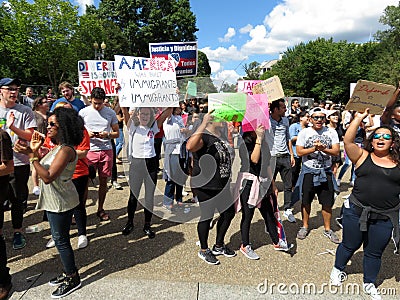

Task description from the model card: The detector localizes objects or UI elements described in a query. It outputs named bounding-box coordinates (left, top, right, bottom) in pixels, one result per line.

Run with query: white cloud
left=239, top=24, right=253, bottom=34
left=212, top=70, right=241, bottom=87
left=218, top=27, right=236, bottom=42
left=201, top=45, right=247, bottom=63
left=74, top=0, right=94, bottom=14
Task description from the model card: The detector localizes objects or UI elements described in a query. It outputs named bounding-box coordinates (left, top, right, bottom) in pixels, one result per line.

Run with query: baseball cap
left=308, top=107, right=328, bottom=116
left=0, top=78, right=22, bottom=87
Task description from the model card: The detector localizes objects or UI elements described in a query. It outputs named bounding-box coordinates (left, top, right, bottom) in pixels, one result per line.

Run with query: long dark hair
left=52, top=107, right=84, bottom=147
left=365, top=125, right=400, bottom=164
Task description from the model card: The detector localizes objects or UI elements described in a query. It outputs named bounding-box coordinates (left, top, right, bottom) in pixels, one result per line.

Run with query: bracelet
left=30, top=157, right=39, bottom=164
left=255, top=142, right=261, bottom=145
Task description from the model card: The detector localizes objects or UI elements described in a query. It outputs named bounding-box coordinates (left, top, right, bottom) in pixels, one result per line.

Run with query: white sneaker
left=330, top=267, right=347, bottom=286
left=350, top=181, right=354, bottom=187
left=182, top=191, right=188, bottom=196
left=32, top=186, right=40, bottom=196
left=336, top=179, right=341, bottom=187
left=283, top=209, right=296, bottom=223
left=363, top=283, right=382, bottom=300
left=46, top=237, right=55, bottom=248
left=77, top=235, right=88, bottom=249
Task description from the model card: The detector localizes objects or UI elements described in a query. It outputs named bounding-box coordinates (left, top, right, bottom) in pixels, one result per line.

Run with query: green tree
left=97, top=0, right=198, bottom=57
left=242, top=61, right=261, bottom=80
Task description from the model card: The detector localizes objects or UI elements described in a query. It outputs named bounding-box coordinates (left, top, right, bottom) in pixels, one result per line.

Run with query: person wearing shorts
left=295, top=107, right=340, bottom=243
left=79, top=88, right=119, bottom=222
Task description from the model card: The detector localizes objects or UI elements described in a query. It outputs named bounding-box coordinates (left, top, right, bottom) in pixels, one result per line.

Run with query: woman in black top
left=186, top=110, right=236, bottom=265
left=330, top=108, right=400, bottom=299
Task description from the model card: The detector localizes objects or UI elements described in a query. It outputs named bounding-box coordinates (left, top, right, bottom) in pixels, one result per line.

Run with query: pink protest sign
left=242, top=94, right=270, bottom=132
left=237, top=80, right=262, bottom=95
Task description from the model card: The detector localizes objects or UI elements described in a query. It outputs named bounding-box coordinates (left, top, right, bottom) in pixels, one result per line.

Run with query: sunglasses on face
left=373, top=133, right=392, bottom=140
left=48, top=121, right=58, bottom=128
left=311, top=116, right=326, bottom=121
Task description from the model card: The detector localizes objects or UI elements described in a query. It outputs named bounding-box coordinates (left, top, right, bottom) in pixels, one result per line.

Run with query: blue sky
left=19, top=0, right=400, bottom=85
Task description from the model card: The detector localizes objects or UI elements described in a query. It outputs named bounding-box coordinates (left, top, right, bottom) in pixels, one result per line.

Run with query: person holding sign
left=234, top=125, right=293, bottom=260
left=330, top=108, right=400, bottom=300
left=186, top=110, right=236, bottom=265
left=121, top=107, right=172, bottom=238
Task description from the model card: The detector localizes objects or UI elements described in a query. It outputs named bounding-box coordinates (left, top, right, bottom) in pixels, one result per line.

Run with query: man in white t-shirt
left=79, top=87, right=119, bottom=222
left=295, top=107, right=340, bottom=244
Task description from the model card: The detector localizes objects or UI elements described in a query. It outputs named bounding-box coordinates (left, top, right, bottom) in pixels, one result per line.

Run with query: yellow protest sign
left=346, top=80, right=396, bottom=115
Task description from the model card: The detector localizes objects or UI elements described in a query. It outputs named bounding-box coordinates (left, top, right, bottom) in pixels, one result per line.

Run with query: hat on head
left=0, top=78, right=21, bottom=87
left=308, top=107, right=328, bottom=116
left=326, top=110, right=340, bottom=118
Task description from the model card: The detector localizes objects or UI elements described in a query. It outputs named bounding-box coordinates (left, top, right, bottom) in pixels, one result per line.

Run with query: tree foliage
left=97, top=0, right=197, bottom=57
left=242, top=61, right=261, bottom=80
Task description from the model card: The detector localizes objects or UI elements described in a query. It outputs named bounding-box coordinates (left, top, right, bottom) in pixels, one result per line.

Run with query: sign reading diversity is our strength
left=78, top=60, right=118, bottom=96
left=114, top=55, right=179, bottom=107
left=346, top=80, right=396, bottom=115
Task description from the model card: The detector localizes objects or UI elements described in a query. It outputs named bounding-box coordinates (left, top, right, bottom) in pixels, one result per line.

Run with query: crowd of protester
left=0, top=78, right=399, bottom=299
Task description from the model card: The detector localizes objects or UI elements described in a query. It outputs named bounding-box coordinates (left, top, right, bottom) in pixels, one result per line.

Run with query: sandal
left=96, top=209, right=110, bottom=221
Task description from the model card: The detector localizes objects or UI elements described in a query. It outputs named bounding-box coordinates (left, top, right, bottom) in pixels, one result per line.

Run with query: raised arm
left=344, top=108, right=369, bottom=165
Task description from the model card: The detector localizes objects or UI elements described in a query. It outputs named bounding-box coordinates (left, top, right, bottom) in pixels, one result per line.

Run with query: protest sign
left=345, top=80, right=396, bottom=115
left=208, top=93, right=247, bottom=122
left=149, top=41, right=198, bottom=77
left=78, top=60, right=118, bottom=96
left=242, top=94, right=270, bottom=132
left=114, top=55, right=179, bottom=108
left=186, top=81, right=197, bottom=97
left=252, top=76, right=284, bottom=102
left=237, top=80, right=262, bottom=95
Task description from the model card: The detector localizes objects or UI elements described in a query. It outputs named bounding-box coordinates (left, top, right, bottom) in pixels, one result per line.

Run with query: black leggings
left=195, top=188, right=235, bottom=250
left=240, top=181, right=279, bottom=246
left=127, top=157, right=158, bottom=224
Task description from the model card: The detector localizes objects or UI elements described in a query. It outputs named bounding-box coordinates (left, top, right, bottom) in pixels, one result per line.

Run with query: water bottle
left=25, top=225, right=43, bottom=233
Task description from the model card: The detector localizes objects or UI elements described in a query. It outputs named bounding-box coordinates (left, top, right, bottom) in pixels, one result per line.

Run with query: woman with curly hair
left=330, top=108, right=400, bottom=300
left=15, top=107, right=84, bottom=298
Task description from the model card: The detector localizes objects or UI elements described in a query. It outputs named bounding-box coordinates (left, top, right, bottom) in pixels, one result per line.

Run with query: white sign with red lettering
left=78, top=60, right=118, bottom=96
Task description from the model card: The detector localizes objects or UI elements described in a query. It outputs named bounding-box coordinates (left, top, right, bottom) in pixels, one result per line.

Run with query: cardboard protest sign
left=186, top=81, right=197, bottom=97
left=252, top=76, right=284, bottom=102
left=346, top=80, right=396, bottom=115
left=208, top=93, right=247, bottom=122
left=237, top=80, right=262, bottom=95
left=114, top=55, right=179, bottom=108
left=149, top=41, right=198, bottom=77
left=78, top=60, right=118, bottom=96
left=242, top=93, right=270, bottom=132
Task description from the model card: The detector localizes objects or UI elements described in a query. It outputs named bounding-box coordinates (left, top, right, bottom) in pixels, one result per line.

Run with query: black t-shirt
left=191, top=131, right=232, bottom=190
left=239, top=132, right=270, bottom=178
left=0, top=129, right=13, bottom=163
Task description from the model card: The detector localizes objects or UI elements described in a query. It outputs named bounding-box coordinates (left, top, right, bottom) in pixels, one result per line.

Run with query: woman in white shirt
left=121, top=107, right=172, bottom=238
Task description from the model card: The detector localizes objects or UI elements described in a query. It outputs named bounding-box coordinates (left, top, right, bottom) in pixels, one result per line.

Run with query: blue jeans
left=115, top=128, right=124, bottom=156
left=163, top=180, right=183, bottom=206
left=334, top=202, right=393, bottom=283
left=47, top=209, right=77, bottom=275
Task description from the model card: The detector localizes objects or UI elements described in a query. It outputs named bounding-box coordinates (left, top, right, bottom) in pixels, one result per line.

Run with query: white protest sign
left=237, top=80, right=262, bottom=95
left=252, top=75, right=284, bottom=102
left=114, top=55, right=179, bottom=107
left=345, top=80, right=396, bottom=115
left=78, top=60, right=118, bottom=96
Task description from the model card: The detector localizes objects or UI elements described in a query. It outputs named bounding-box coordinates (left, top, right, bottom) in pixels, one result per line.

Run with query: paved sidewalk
left=4, top=160, right=400, bottom=299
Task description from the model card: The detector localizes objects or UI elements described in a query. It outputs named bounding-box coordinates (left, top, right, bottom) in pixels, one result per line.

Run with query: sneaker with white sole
left=330, top=267, right=347, bottom=286
left=112, top=181, right=122, bottom=190
left=336, top=179, right=341, bottom=187
left=323, top=229, right=341, bottom=244
left=77, top=235, right=88, bottom=249
left=198, top=249, right=220, bottom=265
left=51, top=274, right=81, bottom=298
left=46, top=237, right=55, bottom=248
left=211, top=244, right=236, bottom=257
left=240, top=244, right=259, bottom=260
left=283, top=209, right=296, bottom=223
left=273, top=239, right=294, bottom=252
left=363, top=283, right=382, bottom=300
left=32, top=186, right=40, bottom=196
